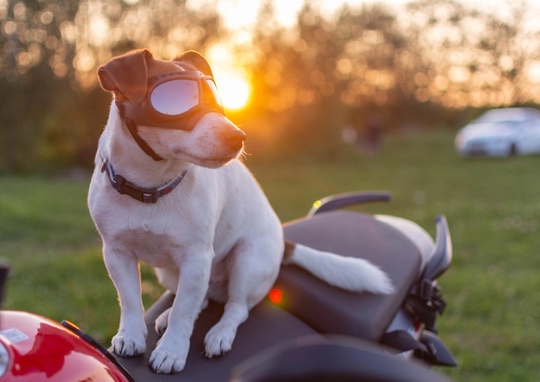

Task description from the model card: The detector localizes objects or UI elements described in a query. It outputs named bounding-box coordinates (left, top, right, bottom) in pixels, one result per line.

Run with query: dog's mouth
left=173, top=146, right=243, bottom=169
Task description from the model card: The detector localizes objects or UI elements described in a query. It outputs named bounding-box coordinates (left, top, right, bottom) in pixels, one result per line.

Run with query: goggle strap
left=125, top=118, right=164, bottom=161
left=116, top=101, right=163, bottom=161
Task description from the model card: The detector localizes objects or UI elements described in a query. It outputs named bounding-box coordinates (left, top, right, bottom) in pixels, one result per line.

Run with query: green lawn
left=1, top=129, right=539, bottom=381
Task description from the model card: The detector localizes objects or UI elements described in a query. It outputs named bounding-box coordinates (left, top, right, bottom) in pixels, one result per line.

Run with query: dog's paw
left=204, top=323, right=236, bottom=358
left=149, top=341, right=188, bottom=374
left=112, top=331, right=146, bottom=357
left=155, top=308, right=171, bottom=336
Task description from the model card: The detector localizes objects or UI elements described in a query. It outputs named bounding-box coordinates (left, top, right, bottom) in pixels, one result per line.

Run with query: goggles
left=119, top=70, right=225, bottom=131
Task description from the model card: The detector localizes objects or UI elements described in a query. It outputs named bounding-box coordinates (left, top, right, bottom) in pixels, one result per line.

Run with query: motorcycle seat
left=120, top=293, right=321, bottom=381
left=279, top=210, right=423, bottom=342
left=120, top=210, right=424, bottom=380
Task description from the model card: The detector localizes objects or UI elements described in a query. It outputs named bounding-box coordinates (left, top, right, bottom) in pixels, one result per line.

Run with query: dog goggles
left=119, top=70, right=225, bottom=131
left=117, top=70, right=226, bottom=161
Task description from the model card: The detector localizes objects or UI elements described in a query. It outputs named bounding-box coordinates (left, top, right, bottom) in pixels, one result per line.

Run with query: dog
left=88, top=49, right=394, bottom=374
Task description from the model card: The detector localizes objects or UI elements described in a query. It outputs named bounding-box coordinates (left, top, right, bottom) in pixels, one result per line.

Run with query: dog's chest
left=115, top=227, right=182, bottom=268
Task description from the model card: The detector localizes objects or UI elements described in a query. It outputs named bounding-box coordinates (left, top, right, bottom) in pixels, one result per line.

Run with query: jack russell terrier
left=88, top=49, right=394, bottom=374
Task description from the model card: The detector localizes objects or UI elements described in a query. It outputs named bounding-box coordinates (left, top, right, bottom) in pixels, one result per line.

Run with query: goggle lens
left=150, top=80, right=199, bottom=116
left=119, top=72, right=225, bottom=132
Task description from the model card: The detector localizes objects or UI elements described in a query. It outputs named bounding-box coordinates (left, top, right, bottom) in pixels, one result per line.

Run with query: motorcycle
left=0, top=192, right=456, bottom=381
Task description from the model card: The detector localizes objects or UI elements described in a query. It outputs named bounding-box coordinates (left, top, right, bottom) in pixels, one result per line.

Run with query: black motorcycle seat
left=279, top=210, right=423, bottom=342
left=119, top=293, right=321, bottom=381
left=118, top=210, right=424, bottom=380
left=232, top=335, right=452, bottom=382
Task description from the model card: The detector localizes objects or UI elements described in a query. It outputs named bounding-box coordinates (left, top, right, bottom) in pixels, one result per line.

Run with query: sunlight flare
left=207, top=44, right=251, bottom=111
left=215, top=71, right=251, bottom=111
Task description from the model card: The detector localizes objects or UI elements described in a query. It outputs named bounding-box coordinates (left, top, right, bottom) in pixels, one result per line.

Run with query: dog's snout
left=222, top=127, right=246, bottom=150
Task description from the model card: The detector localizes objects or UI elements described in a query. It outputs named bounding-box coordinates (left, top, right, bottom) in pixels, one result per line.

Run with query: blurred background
left=2, top=0, right=540, bottom=171
left=1, top=1, right=540, bottom=381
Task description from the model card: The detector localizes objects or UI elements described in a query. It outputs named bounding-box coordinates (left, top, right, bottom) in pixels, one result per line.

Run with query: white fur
left=89, top=100, right=393, bottom=374
left=285, top=244, right=394, bottom=294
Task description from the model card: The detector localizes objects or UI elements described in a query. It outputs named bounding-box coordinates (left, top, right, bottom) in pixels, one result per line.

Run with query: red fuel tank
left=0, top=311, right=132, bottom=382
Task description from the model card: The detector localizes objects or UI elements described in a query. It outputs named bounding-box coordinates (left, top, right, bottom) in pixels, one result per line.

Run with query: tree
left=475, top=0, right=540, bottom=105
left=0, top=1, right=80, bottom=171
left=235, top=2, right=406, bottom=157
left=404, top=0, right=540, bottom=108
left=2, top=0, right=540, bottom=170
left=0, top=0, right=225, bottom=172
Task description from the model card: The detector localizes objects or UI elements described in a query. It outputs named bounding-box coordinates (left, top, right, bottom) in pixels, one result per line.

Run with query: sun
left=215, top=71, right=251, bottom=111
left=206, top=44, right=251, bottom=111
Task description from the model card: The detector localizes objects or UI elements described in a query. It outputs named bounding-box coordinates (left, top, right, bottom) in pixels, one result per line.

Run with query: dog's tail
left=283, top=241, right=394, bottom=294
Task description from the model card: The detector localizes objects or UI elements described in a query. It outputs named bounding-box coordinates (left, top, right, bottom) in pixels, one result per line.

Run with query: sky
left=188, top=0, right=405, bottom=31
left=187, top=0, right=540, bottom=32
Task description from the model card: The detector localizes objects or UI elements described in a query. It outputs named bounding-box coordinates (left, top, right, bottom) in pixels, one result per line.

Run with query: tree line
left=1, top=0, right=539, bottom=172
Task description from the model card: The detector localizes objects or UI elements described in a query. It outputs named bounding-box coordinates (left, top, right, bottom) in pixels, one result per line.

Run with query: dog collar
left=101, top=158, right=188, bottom=203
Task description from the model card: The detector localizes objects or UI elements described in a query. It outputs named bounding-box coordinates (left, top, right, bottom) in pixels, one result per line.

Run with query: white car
left=455, top=107, right=540, bottom=157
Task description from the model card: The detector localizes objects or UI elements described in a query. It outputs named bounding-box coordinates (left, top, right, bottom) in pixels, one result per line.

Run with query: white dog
left=88, top=49, right=394, bottom=374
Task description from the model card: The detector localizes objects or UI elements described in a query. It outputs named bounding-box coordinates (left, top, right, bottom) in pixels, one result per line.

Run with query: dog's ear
left=98, top=49, right=153, bottom=104
left=176, top=50, right=214, bottom=77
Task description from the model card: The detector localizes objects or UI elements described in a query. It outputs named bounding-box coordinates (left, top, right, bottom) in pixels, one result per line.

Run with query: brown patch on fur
left=283, top=240, right=296, bottom=264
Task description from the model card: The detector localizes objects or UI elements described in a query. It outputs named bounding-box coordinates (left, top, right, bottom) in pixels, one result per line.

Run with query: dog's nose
left=222, top=127, right=246, bottom=150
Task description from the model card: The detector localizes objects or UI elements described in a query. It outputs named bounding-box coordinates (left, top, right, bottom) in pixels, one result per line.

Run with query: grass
left=1, top=129, right=539, bottom=380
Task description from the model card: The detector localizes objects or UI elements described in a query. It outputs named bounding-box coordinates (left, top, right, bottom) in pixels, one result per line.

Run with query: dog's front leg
left=149, top=251, right=212, bottom=374
left=103, top=246, right=148, bottom=357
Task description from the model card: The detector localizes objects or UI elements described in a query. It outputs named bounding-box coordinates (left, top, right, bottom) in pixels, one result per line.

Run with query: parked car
left=455, top=107, right=540, bottom=157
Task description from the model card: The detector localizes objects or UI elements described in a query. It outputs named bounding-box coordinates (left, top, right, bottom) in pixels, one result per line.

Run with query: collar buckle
left=142, top=192, right=159, bottom=203
left=113, top=173, right=158, bottom=203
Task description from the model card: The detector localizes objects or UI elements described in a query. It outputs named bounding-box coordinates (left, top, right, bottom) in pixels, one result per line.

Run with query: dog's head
left=98, top=49, right=245, bottom=168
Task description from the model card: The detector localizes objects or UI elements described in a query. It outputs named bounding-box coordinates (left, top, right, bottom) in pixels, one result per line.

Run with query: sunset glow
left=215, top=71, right=251, bottom=111
left=208, top=44, right=252, bottom=111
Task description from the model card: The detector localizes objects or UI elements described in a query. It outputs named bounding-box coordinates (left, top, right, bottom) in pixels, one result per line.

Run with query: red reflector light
left=268, top=288, right=283, bottom=304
